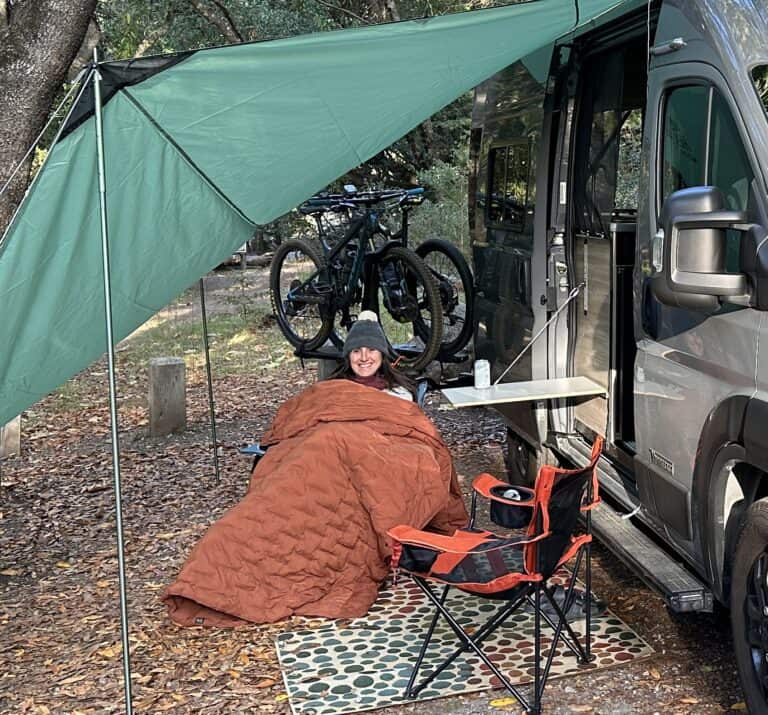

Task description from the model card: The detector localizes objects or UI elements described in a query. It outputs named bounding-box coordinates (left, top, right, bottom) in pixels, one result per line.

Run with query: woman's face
left=349, top=347, right=383, bottom=378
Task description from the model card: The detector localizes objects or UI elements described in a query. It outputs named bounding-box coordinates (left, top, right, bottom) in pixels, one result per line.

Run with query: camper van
left=469, top=0, right=768, bottom=709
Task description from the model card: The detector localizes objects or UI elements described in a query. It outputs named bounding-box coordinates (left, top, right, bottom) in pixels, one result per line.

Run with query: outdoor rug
left=275, top=575, right=654, bottom=715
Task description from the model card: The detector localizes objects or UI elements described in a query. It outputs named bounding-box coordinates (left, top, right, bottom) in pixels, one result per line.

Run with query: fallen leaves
left=489, top=696, right=519, bottom=709
left=95, top=645, right=121, bottom=659
left=0, top=267, right=746, bottom=715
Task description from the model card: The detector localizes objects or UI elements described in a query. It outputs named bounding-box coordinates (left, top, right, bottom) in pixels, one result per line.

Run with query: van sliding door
left=568, top=37, right=645, bottom=445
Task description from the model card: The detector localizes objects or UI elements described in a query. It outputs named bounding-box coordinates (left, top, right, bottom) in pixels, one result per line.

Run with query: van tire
left=731, top=498, right=768, bottom=715
left=505, top=429, right=556, bottom=488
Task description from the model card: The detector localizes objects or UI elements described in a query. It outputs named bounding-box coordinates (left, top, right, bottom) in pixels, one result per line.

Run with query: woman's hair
left=327, top=354, right=415, bottom=396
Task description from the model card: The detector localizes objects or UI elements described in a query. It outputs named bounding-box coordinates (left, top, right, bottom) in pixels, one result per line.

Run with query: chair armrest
left=239, top=443, right=267, bottom=456
left=388, top=524, right=493, bottom=552
left=240, top=442, right=268, bottom=471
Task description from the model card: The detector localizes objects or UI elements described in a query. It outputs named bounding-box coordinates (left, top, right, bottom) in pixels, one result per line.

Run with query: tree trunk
left=0, top=0, right=97, bottom=234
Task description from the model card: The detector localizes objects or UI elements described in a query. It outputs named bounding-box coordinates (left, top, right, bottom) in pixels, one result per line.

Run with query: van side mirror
left=650, top=186, right=749, bottom=310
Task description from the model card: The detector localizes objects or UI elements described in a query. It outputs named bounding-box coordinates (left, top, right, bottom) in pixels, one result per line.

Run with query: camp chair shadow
left=387, top=437, right=604, bottom=715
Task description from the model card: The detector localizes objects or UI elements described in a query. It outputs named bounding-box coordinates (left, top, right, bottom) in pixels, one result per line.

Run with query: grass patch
left=36, top=299, right=297, bottom=417
left=122, top=308, right=299, bottom=380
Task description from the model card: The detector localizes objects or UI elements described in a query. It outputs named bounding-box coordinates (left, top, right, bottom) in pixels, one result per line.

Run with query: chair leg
left=405, top=581, right=449, bottom=699
left=525, top=551, right=597, bottom=700
left=583, top=540, right=594, bottom=664
left=410, top=582, right=530, bottom=697
left=408, top=578, right=532, bottom=711
left=532, top=581, right=541, bottom=714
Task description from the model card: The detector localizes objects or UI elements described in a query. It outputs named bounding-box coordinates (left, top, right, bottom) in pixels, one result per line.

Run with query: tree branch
left=186, top=0, right=244, bottom=43
left=210, top=0, right=245, bottom=40
left=312, top=0, right=372, bottom=26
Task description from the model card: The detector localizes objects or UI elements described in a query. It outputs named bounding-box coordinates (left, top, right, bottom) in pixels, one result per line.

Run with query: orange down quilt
left=163, top=380, right=467, bottom=626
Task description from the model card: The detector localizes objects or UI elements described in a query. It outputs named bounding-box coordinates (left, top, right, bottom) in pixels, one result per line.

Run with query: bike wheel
left=415, top=239, right=474, bottom=360
left=374, top=245, right=443, bottom=372
left=269, top=238, right=333, bottom=351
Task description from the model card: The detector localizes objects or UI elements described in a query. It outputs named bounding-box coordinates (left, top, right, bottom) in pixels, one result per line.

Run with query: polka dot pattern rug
left=276, top=576, right=653, bottom=715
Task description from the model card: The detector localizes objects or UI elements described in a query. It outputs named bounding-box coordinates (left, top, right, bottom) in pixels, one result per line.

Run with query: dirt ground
left=0, top=265, right=748, bottom=714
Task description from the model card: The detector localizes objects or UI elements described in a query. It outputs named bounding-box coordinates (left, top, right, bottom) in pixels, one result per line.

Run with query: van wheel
left=731, top=498, right=768, bottom=714
left=504, top=429, right=556, bottom=488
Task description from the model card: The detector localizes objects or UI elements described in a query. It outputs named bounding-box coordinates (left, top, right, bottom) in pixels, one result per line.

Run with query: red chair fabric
left=386, top=437, right=604, bottom=714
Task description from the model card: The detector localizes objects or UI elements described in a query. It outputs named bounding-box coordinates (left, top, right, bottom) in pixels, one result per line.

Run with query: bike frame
left=288, top=195, right=417, bottom=328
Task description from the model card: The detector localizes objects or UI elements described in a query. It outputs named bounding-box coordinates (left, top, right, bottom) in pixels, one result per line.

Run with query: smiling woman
left=328, top=311, right=416, bottom=401
left=349, top=346, right=382, bottom=379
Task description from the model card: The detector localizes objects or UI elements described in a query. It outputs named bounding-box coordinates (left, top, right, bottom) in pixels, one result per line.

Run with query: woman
left=163, top=312, right=466, bottom=627
left=329, top=310, right=415, bottom=401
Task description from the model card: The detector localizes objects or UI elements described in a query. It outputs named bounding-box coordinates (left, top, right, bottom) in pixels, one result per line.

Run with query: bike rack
left=294, top=345, right=344, bottom=361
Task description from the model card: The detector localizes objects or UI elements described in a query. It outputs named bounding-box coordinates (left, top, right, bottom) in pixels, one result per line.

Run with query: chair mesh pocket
left=489, top=485, right=532, bottom=528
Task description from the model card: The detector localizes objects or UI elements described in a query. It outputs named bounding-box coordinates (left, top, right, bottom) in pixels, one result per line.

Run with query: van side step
left=590, top=500, right=714, bottom=613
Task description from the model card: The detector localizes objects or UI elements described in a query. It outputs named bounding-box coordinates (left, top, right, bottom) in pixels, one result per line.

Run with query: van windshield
left=751, top=65, right=768, bottom=115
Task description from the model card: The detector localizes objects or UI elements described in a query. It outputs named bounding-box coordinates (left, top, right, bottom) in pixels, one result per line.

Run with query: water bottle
left=474, top=359, right=491, bottom=389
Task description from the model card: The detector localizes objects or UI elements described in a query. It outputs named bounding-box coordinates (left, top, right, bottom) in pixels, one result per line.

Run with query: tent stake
left=93, top=48, right=134, bottom=715
left=199, top=277, right=221, bottom=484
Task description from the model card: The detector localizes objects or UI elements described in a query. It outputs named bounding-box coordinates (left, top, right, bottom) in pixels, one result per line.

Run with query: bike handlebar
left=301, top=187, right=424, bottom=212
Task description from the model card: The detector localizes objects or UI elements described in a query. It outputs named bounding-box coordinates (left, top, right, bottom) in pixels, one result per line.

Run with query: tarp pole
left=93, top=48, right=134, bottom=714
left=199, top=277, right=221, bottom=484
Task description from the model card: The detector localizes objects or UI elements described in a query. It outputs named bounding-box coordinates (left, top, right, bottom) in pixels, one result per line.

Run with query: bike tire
left=415, top=239, right=475, bottom=360
left=374, top=245, right=443, bottom=372
left=269, top=238, right=333, bottom=351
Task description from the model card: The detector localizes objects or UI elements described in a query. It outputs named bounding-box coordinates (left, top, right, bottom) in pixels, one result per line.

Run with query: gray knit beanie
left=342, top=311, right=396, bottom=359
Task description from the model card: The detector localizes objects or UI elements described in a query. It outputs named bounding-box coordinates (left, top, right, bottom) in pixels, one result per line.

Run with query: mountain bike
left=304, top=185, right=475, bottom=361
left=358, top=188, right=475, bottom=361
left=269, top=187, right=443, bottom=371
left=415, top=239, right=474, bottom=361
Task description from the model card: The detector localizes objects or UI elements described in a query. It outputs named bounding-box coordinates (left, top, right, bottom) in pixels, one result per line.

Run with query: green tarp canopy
left=0, top=0, right=630, bottom=425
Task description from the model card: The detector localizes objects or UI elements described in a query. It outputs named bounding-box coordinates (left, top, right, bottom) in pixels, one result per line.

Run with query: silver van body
left=470, top=0, right=768, bottom=707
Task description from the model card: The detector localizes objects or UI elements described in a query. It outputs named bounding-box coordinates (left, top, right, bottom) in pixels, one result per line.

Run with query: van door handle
left=652, top=228, right=664, bottom=272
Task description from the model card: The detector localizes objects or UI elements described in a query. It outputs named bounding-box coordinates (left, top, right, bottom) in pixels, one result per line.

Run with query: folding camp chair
left=387, top=437, right=603, bottom=714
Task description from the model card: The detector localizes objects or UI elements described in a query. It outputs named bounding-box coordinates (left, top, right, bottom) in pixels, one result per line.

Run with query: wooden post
left=316, top=340, right=340, bottom=381
left=316, top=357, right=339, bottom=381
left=0, top=416, right=21, bottom=458
left=148, top=357, right=187, bottom=436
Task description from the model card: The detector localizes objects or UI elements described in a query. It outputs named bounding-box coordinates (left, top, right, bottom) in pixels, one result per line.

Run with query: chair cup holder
left=489, top=485, right=534, bottom=529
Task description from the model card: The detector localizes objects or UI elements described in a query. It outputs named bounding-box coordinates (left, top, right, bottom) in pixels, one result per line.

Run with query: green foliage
left=98, top=0, right=333, bottom=59
left=409, top=146, right=470, bottom=258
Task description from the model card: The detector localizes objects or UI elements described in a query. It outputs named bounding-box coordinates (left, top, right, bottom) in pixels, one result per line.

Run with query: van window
left=751, top=65, right=768, bottom=114
left=572, top=41, right=646, bottom=236
left=616, top=108, right=643, bottom=211
left=661, top=85, right=754, bottom=270
left=487, top=142, right=532, bottom=228
left=661, top=85, right=708, bottom=198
